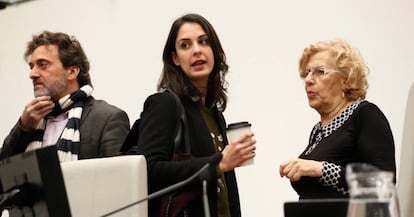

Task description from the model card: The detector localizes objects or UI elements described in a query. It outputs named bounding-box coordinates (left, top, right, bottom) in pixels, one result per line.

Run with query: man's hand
left=20, top=96, right=54, bottom=131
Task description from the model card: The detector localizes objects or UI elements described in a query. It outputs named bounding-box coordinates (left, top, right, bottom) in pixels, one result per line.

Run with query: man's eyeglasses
left=302, top=66, right=338, bottom=78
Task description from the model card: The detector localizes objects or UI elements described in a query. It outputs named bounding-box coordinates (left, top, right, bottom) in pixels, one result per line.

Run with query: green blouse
left=199, top=103, right=231, bottom=217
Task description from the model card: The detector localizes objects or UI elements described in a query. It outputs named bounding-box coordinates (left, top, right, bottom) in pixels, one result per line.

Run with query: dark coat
left=135, top=92, right=241, bottom=217
left=0, top=97, right=130, bottom=160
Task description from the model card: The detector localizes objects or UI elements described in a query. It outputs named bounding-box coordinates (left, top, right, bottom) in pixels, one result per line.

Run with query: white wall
left=1, top=0, right=414, bottom=216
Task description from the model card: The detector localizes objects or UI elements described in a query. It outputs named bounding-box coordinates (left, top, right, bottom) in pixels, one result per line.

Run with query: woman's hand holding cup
left=219, top=122, right=256, bottom=172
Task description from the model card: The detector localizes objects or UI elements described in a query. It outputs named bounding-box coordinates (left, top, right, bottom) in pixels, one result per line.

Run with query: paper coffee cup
left=226, top=121, right=254, bottom=166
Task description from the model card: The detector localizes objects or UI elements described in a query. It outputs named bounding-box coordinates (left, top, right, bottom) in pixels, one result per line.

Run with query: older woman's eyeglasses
left=303, top=66, right=338, bottom=78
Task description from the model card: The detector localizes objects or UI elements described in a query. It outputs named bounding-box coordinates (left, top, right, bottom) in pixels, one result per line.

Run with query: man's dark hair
left=25, top=31, right=92, bottom=86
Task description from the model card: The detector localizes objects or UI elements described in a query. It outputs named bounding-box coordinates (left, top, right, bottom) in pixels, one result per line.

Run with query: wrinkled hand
left=219, top=132, right=256, bottom=172
left=279, top=158, right=323, bottom=181
left=20, top=96, right=54, bottom=131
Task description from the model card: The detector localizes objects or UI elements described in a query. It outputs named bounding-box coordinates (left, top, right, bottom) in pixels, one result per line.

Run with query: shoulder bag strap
left=161, top=88, right=191, bottom=154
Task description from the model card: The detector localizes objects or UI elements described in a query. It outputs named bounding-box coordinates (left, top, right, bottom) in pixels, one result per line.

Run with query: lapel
left=80, top=96, right=94, bottom=125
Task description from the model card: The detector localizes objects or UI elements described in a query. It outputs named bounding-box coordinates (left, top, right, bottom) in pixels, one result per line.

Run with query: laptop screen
left=284, top=199, right=349, bottom=217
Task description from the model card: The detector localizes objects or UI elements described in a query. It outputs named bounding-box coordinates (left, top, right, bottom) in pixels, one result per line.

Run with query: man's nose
left=29, top=66, right=40, bottom=79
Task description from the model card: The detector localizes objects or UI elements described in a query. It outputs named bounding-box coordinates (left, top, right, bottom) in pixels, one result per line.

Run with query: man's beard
left=34, top=88, right=50, bottom=97
left=33, top=78, right=67, bottom=100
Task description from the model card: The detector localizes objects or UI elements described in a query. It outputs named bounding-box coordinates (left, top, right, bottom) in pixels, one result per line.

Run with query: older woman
left=280, top=39, right=396, bottom=199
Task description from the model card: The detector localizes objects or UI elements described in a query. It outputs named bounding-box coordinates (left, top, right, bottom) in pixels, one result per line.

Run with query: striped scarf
left=26, top=85, right=93, bottom=162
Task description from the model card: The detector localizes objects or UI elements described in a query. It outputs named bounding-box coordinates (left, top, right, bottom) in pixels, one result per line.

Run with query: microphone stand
left=100, top=163, right=210, bottom=217
left=202, top=180, right=211, bottom=217
left=0, top=189, right=21, bottom=212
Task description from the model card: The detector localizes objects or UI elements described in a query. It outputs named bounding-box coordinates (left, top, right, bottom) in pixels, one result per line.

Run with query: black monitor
left=0, top=145, right=71, bottom=217
left=284, top=199, right=349, bottom=217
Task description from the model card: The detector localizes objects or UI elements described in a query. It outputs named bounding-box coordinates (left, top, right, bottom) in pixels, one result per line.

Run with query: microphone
left=100, top=163, right=211, bottom=217
left=0, top=0, right=36, bottom=10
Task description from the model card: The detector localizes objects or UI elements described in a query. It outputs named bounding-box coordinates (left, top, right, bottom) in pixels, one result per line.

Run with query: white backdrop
left=1, top=0, right=414, bottom=216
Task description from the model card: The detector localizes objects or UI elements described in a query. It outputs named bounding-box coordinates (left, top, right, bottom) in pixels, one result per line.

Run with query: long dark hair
left=157, top=13, right=228, bottom=110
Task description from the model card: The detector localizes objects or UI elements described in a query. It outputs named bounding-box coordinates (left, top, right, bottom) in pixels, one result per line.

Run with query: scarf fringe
left=58, top=150, right=79, bottom=162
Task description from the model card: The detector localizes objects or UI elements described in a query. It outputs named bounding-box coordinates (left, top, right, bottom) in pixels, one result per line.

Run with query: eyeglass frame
left=301, top=66, right=339, bottom=79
